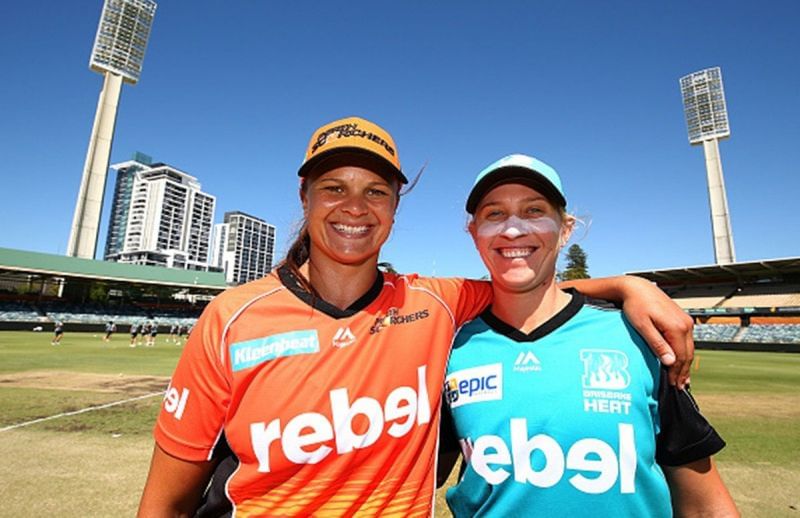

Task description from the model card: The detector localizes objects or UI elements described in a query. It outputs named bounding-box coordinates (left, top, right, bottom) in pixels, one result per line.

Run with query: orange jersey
left=154, top=265, right=491, bottom=517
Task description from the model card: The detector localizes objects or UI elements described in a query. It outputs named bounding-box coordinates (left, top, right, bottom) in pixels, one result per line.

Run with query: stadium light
left=680, top=67, right=736, bottom=264
left=67, top=0, right=157, bottom=260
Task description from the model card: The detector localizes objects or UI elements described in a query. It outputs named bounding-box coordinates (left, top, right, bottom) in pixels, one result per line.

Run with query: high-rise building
left=211, top=211, right=277, bottom=285
left=105, top=160, right=216, bottom=271
left=104, top=151, right=152, bottom=259
left=68, top=0, right=157, bottom=259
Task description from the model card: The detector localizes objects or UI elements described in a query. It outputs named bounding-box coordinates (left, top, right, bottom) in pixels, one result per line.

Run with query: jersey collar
left=277, top=264, right=385, bottom=319
left=480, top=289, right=584, bottom=342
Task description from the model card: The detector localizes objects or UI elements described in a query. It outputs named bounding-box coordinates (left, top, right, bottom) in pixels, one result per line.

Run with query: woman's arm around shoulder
left=137, top=443, right=216, bottom=518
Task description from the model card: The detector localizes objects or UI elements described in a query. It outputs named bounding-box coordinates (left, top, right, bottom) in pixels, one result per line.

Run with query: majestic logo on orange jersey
left=369, top=307, right=430, bottom=334
left=332, top=326, right=356, bottom=348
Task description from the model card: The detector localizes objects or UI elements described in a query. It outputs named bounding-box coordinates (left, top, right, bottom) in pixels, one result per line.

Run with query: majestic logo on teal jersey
left=514, top=351, right=542, bottom=373
left=230, top=330, right=320, bottom=371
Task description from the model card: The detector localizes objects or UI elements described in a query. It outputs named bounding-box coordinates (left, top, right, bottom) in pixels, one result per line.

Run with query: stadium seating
left=738, top=324, right=800, bottom=344
left=693, top=324, right=739, bottom=342
left=0, top=301, right=46, bottom=322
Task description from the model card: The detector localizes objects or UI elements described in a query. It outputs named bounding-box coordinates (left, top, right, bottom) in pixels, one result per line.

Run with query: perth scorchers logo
left=369, top=307, right=430, bottom=334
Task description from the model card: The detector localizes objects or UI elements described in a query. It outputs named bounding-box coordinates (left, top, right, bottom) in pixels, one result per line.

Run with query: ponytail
left=279, top=222, right=318, bottom=296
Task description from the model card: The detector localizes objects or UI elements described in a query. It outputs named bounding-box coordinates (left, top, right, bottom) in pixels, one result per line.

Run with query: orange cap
left=297, top=116, right=407, bottom=184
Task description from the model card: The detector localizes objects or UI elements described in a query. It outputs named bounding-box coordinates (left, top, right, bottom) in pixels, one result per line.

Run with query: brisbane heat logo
left=580, top=350, right=630, bottom=390
left=580, top=349, right=633, bottom=415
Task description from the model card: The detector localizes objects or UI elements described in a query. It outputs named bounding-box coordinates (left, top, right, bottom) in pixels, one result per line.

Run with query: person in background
left=51, top=321, right=64, bottom=346
left=103, top=321, right=116, bottom=342
left=439, top=154, right=738, bottom=517
left=138, top=117, right=695, bottom=517
left=130, top=322, right=140, bottom=348
left=146, top=321, right=158, bottom=347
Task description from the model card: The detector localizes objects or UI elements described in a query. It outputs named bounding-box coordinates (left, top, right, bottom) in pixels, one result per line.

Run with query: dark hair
left=282, top=222, right=316, bottom=295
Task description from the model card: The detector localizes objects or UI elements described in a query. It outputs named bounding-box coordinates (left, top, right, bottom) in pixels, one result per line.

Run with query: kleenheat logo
left=230, top=330, right=320, bottom=372
left=369, top=307, right=430, bottom=334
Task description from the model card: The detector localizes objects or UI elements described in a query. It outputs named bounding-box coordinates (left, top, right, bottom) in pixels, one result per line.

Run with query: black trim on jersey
left=655, top=367, right=726, bottom=466
left=479, top=289, right=584, bottom=342
left=277, top=264, right=384, bottom=319
left=194, top=433, right=236, bottom=518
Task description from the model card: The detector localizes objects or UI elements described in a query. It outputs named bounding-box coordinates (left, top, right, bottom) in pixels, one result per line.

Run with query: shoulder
left=204, top=272, right=285, bottom=319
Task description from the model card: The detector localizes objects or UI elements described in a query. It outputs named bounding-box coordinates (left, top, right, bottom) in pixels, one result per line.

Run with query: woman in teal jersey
left=439, top=154, right=738, bottom=517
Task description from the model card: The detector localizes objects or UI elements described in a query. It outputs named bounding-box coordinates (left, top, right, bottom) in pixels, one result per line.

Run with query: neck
left=303, top=251, right=380, bottom=310
left=490, top=277, right=571, bottom=334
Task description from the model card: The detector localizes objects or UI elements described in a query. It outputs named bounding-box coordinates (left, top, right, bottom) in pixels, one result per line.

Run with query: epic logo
left=163, top=383, right=190, bottom=420
left=445, top=363, right=503, bottom=409
left=470, top=419, right=636, bottom=494
left=250, top=365, right=431, bottom=472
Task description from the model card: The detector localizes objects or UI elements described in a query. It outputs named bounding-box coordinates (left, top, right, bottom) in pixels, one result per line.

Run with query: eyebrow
left=478, top=195, right=548, bottom=208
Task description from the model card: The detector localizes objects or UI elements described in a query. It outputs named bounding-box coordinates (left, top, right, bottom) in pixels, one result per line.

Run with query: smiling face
left=302, top=165, right=399, bottom=268
left=469, top=183, right=573, bottom=294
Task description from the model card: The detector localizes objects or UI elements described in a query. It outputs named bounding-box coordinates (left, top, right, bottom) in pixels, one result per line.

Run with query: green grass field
left=1, top=331, right=798, bottom=517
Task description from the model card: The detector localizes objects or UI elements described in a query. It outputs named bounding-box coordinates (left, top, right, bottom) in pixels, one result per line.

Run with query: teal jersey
left=443, top=293, right=672, bottom=517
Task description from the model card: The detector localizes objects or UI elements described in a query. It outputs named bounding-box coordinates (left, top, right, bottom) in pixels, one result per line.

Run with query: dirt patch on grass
left=0, top=370, right=169, bottom=395
left=695, top=393, right=800, bottom=419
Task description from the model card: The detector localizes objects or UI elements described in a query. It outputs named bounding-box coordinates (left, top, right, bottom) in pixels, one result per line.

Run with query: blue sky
left=1, top=1, right=798, bottom=279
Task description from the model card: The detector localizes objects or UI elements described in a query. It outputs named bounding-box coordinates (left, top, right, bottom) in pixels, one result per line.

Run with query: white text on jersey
left=469, top=419, right=636, bottom=494
left=250, top=365, right=431, bottom=472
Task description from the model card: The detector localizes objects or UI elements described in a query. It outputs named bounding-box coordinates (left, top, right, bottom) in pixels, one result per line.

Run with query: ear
left=559, top=215, right=576, bottom=248
left=467, top=219, right=478, bottom=242
left=300, top=187, right=308, bottom=214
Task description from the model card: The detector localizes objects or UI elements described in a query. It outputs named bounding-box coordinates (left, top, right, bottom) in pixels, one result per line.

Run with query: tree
left=560, top=244, right=590, bottom=280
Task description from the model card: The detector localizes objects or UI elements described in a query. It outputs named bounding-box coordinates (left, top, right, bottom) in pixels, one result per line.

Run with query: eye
left=367, top=187, right=391, bottom=198
left=525, top=206, right=546, bottom=217
left=483, top=209, right=506, bottom=220
left=322, top=185, right=344, bottom=194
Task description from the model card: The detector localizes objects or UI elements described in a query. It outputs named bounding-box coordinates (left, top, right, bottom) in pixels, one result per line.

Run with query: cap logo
left=311, top=122, right=396, bottom=157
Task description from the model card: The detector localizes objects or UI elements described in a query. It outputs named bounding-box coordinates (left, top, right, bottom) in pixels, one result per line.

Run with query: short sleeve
left=153, top=298, right=232, bottom=462
left=453, top=279, right=492, bottom=327
left=655, top=366, right=726, bottom=466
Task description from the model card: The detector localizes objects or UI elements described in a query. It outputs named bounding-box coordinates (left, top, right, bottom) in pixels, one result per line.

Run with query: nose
left=499, top=216, right=526, bottom=239
left=341, top=192, right=369, bottom=217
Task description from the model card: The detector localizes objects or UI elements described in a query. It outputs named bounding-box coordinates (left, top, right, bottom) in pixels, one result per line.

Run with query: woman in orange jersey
left=138, top=117, right=694, bottom=517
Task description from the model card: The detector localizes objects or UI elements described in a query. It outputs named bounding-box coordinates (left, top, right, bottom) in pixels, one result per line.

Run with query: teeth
left=333, top=223, right=370, bottom=235
left=500, top=247, right=534, bottom=258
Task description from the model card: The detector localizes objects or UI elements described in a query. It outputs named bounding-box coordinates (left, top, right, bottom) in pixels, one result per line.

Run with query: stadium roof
left=627, top=257, right=800, bottom=286
left=0, top=247, right=226, bottom=290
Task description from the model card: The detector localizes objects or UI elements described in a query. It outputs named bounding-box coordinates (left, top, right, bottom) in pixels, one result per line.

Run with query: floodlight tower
left=67, top=0, right=157, bottom=259
left=680, top=67, right=736, bottom=264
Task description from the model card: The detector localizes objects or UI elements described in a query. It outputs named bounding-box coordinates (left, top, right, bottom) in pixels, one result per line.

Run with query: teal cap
left=466, top=154, right=566, bottom=214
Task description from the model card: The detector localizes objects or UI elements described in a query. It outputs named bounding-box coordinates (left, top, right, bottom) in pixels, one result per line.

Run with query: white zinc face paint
left=476, top=214, right=561, bottom=239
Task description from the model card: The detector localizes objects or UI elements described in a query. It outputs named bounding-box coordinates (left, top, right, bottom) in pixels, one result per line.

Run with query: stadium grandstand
left=629, top=257, right=800, bottom=352
left=0, top=247, right=226, bottom=333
